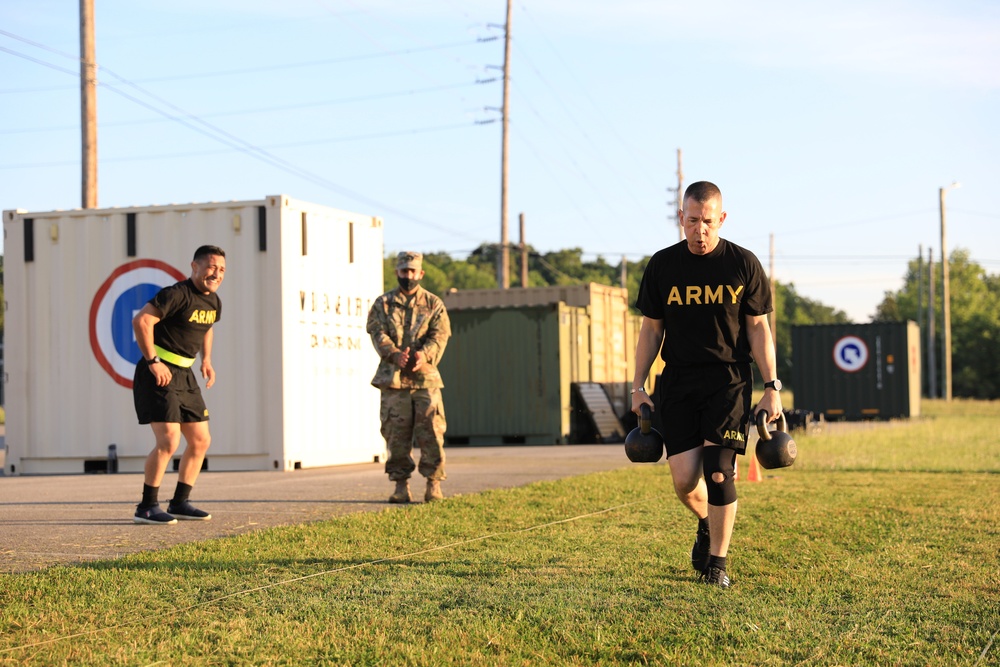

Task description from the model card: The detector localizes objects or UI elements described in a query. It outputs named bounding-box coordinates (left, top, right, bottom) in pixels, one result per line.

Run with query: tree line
left=383, top=244, right=852, bottom=392
left=384, top=244, right=1000, bottom=399
left=874, top=249, right=1000, bottom=399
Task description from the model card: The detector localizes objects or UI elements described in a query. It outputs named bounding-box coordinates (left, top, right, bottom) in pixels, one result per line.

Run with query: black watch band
left=148, top=356, right=162, bottom=365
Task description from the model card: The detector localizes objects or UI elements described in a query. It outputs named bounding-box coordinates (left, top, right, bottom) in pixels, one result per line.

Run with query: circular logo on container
left=833, top=335, right=869, bottom=373
left=89, top=259, right=185, bottom=388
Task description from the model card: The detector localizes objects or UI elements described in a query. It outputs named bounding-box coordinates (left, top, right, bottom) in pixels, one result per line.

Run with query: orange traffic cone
left=746, top=452, right=762, bottom=482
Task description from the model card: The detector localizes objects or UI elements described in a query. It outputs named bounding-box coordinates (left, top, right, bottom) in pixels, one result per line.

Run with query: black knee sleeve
left=703, top=447, right=738, bottom=506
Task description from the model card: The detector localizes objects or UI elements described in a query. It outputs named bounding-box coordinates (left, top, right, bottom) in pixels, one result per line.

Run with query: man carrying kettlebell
left=631, top=181, right=782, bottom=588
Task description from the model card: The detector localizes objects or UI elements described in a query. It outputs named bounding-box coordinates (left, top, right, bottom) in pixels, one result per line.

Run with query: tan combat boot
left=425, top=479, right=443, bottom=502
left=388, top=480, right=411, bottom=504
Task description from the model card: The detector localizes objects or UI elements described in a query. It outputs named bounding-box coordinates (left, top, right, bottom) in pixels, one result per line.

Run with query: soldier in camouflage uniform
left=367, top=251, right=452, bottom=503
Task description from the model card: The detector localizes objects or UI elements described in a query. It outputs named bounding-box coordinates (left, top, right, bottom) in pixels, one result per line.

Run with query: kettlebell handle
left=640, top=403, right=653, bottom=435
left=755, top=410, right=787, bottom=441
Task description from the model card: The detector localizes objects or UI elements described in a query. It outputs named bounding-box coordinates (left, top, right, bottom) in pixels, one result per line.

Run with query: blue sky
left=2, top=0, right=998, bottom=322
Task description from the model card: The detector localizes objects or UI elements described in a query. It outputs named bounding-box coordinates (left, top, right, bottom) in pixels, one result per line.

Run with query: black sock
left=171, top=482, right=193, bottom=505
left=708, top=555, right=727, bottom=571
left=698, top=517, right=710, bottom=533
left=140, top=484, right=159, bottom=508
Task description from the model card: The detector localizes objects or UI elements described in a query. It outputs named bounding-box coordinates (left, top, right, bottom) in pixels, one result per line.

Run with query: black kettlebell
left=625, top=403, right=664, bottom=463
left=755, top=410, right=798, bottom=469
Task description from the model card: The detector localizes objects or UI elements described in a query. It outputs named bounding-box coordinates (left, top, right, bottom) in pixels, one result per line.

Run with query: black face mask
left=397, top=276, right=421, bottom=292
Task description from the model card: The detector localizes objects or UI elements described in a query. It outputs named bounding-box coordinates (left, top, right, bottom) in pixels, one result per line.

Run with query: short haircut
left=193, top=245, right=226, bottom=261
left=684, top=181, right=722, bottom=203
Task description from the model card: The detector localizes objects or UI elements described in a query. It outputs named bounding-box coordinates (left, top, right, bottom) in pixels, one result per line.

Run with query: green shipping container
left=441, top=303, right=636, bottom=445
left=791, top=321, right=921, bottom=420
left=440, top=303, right=587, bottom=445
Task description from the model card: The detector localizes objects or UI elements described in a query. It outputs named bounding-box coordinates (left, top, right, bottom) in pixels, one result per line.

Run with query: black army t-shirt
left=635, top=238, right=771, bottom=367
left=149, top=279, right=222, bottom=359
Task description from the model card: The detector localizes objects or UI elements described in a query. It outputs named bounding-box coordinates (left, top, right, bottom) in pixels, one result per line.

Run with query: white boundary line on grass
left=2, top=499, right=651, bottom=654
left=977, top=628, right=997, bottom=665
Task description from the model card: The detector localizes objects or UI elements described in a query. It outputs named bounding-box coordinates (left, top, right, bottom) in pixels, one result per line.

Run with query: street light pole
left=939, top=182, right=960, bottom=401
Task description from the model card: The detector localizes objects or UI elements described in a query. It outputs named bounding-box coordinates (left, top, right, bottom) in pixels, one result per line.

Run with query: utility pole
left=667, top=149, right=684, bottom=241
left=917, top=245, right=924, bottom=395
left=519, top=212, right=528, bottom=288
left=620, top=255, right=627, bottom=290
left=497, top=0, right=512, bottom=289
left=80, top=0, right=98, bottom=208
left=675, top=149, right=683, bottom=241
left=927, top=247, right=936, bottom=399
left=939, top=182, right=960, bottom=401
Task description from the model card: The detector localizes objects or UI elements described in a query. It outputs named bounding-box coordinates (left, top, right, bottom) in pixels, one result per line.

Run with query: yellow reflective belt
left=154, top=345, right=196, bottom=368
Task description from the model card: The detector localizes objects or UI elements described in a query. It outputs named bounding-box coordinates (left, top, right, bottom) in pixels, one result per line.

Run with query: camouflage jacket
left=366, top=285, right=451, bottom=389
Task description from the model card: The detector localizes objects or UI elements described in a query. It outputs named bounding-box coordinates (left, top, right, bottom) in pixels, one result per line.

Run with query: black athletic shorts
left=654, top=363, right=752, bottom=457
left=133, top=361, right=209, bottom=425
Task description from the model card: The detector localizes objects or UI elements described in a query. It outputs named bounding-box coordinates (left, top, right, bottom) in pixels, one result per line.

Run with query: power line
left=139, top=40, right=485, bottom=83
left=92, top=10, right=366, bottom=42
left=0, top=44, right=77, bottom=77
left=787, top=276, right=909, bottom=287
left=312, top=0, right=499, bottom=73
left=740, top=210, right=935, bottom=242
left=511, top=42, right=654, bottom=216
left=950, top=208, right=1000, bottom=220
left=517, top=4, right=664, bottom=191
left=0, top=82, right=482, bottom=135
left=0, top=40, right=484, bottom=243
left=508, top=124, right=602, bottom=230
left=0, top=28, right=82, bottom=62
left=0, top=29, right=487, bottom=92
left=509, top=78, right=632, bottom=220
left=0, top=122, right=480, bottom=170
left=307, top=1, right=475, bottom=88
left=294, top=2, right=504, bottom=135
left=509, top=88, right=618, bottom=217
left=777, top=254, right=920, bottom=262
left=505, top=104, right=662, bottom=252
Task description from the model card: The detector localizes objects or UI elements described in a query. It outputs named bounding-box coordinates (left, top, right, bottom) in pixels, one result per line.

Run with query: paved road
left=0, top=444, right=634, bottom=574
left=0, top=418, right=885, bottom=574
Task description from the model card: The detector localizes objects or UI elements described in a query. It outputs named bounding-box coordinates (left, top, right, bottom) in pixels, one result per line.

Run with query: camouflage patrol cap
left=396, top=251, right=423, bottom=271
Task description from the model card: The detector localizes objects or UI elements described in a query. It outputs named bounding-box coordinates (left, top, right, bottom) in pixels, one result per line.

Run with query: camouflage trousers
left=380, top=387, right=447, bottom=482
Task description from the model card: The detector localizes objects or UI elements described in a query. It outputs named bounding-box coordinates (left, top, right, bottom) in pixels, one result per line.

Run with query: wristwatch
left=148, top=356, right=162, bottom=365
left=630, top=387, right=646, bottom=395
left=764, top=379, right=782, bottom=391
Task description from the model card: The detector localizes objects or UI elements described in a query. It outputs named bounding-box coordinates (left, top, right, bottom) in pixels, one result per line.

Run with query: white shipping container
left=3, top=195, right=385, bottom=474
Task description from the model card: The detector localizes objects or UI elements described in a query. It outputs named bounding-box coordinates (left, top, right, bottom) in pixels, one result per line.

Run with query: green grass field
left=1, top=400, right=998, bottom=665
